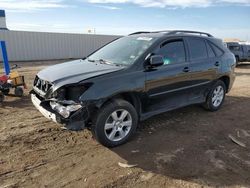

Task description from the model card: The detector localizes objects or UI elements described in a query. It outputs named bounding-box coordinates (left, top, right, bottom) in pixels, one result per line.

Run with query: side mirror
left=149, top=55, right=164, bottom=67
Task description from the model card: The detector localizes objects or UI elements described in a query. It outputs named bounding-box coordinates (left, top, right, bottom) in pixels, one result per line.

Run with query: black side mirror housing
left=149, top=55, right=164, bottom=67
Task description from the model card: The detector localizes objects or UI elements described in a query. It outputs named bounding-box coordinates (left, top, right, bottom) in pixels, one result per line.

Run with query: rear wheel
left=203, top=80, right=226, bottom=111
left=93, top=99, right=138, bottom=147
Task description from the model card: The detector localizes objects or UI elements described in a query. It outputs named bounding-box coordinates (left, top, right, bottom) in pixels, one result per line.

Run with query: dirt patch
left=0, top=61, right=250, bottom=187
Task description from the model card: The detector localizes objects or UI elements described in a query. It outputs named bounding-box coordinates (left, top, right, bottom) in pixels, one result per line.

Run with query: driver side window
left=157, top=40, right=186, bottom=65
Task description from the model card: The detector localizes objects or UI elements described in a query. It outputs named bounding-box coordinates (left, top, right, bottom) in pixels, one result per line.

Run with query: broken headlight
left=50, top=102, right=82, bottom=118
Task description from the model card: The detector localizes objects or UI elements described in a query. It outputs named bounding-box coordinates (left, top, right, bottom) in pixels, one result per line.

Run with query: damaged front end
left=31, top=76, right=92, bottom=131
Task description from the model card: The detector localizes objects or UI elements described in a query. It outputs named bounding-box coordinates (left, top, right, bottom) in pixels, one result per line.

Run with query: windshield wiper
left=88, top=58, right=125, bottom=67
left=87, top=58, right=112, bottom=65
left=98, top=59, right=113, bottom=65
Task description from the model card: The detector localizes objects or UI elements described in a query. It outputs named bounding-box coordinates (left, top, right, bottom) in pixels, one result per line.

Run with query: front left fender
left=79, top=71, right=145, bottom=107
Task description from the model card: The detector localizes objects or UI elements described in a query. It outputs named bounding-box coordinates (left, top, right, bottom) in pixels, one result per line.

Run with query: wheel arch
left=219, top=76, right=230, bottom=93
left=99, top=92, right=142, bottom=117
left=235, top=55, right=240, bottom=64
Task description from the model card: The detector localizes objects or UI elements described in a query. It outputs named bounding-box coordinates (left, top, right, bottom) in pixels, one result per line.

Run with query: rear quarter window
left=209, top=42, right=224, bottom=57
left=206, top=42, right=216, bottom=58
left=187, top=38, right=208, bottom=60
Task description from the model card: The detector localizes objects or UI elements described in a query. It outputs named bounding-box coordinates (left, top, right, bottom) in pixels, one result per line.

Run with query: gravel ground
left=0, top=61, right=250, bottom=188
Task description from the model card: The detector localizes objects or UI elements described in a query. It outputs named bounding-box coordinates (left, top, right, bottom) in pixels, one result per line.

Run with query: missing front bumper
left=31, top=94, right=87, bottom=131
left=31, top=94, right=58, bottom=123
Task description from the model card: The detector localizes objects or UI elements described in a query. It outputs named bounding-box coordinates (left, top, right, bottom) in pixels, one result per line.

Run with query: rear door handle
left=215, top=62, right=220, bottom=66
left=183, top=67, right=190, bottom=72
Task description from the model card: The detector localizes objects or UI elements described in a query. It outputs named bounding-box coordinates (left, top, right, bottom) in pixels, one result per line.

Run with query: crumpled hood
left=37, top=59, right=123, bottom=88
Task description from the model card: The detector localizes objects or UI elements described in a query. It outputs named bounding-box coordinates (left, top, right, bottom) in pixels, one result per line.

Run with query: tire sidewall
left=235, top=56, right=239, bottom=66
left=207, top=80, right=226, bottom=111
left=94, top=99, right=138, bottom=147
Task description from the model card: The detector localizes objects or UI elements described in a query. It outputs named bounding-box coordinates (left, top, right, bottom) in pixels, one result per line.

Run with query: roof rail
left=129, top=31, right=151, bottom=35
left=128, top=30, right=214, bottom=37
left=166, top=30, right=213, bottom=37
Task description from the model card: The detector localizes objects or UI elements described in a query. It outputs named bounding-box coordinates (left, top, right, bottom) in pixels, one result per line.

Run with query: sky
left=0, top=0, right=250, bottom=40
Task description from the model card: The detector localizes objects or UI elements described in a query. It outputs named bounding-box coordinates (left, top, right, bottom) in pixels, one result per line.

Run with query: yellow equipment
left=9, top=71, right=26, bottom=87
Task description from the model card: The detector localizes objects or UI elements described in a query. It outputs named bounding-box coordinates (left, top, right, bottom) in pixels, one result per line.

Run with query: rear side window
left=188, top=38, right=208, bottom=60
left=209, top=42, right=224, bottom=57
left=158, top=40, right=186, bottom=65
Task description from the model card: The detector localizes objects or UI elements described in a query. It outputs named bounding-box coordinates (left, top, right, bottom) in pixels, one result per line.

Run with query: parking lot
left=0, top=61, right=250, bottom=188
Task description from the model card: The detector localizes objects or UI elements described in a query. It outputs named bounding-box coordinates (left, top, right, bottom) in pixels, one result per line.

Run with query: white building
left=0, top=10, right=119, bottom=62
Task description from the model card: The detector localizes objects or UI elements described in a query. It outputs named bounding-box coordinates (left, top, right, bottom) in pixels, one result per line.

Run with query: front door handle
left=215, top=62, right=220, bottom=66
left=183, top=67, right=190, bottom=72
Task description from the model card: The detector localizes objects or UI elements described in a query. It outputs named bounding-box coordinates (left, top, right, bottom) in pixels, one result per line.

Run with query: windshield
left=88, top=36, right=156, bottom=66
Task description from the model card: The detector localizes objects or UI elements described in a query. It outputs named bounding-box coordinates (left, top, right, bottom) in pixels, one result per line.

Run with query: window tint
left=158, top=40, right=186, bottom=65
left=206, top=42, right=216, bottom=58
left=188, top=38, right=208, bottom=60
left=210, top=42, right=224, bottom=56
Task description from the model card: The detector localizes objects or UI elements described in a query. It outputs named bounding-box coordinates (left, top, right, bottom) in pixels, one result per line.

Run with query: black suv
left=31, top=30, right=236, bottom=147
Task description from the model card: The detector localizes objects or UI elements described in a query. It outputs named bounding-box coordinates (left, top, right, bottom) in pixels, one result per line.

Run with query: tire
left=0, top=92, right=4, bottom=102
left=93, top=99, right=138, bottom=148
left=14, top=87, right=24, bottom=97
left=235, top=56, right=239, bottom=66
left=203, top=80, right=226, bottom=112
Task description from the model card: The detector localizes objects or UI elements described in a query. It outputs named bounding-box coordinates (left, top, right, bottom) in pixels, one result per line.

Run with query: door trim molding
left=149, top=81, right=211, bottom=97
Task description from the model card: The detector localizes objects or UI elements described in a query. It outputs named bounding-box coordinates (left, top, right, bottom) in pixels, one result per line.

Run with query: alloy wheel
left=212, top=85, right=224, bottom=107
left=104, top=109, right=132, bottom=142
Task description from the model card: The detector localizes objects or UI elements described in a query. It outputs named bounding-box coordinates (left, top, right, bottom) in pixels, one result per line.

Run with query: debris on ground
left=118, top=162, right=138, bottom=168
left=229, top=134, right=246, bottom=148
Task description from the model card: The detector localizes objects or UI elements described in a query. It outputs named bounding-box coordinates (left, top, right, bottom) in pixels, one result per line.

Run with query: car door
left=185, top=37, right=221, bottom=102
left=145, top=38, right=193, bottom=112
left=243, top=45, right=250, bottom=60
left=242, top=45, right=247, bottom=60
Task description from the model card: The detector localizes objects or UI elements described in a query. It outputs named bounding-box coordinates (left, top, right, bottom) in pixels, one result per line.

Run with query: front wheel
left=93, top=99, right=138, bottom=147
left=235, top=56, right=240, bottom=66
left=203, top=80, right=226, bottom=111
